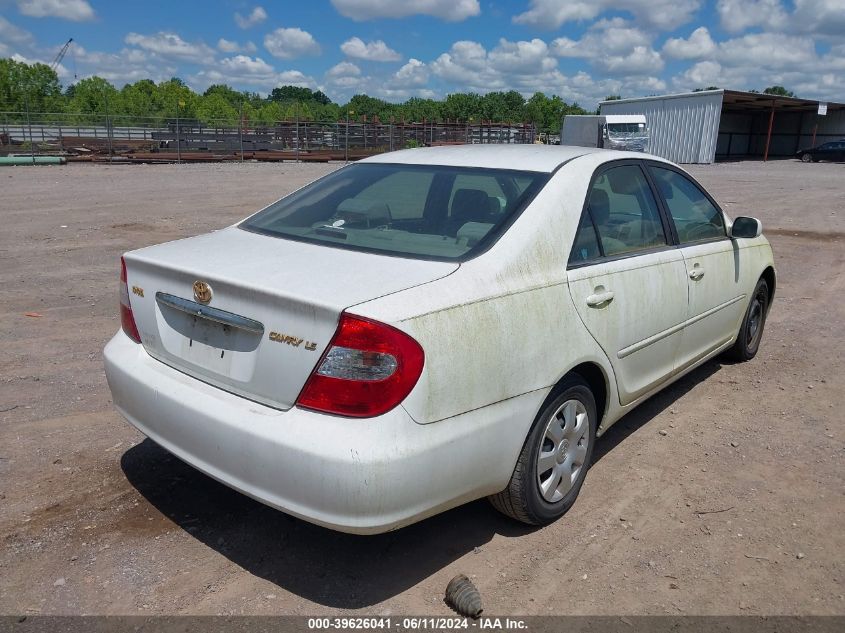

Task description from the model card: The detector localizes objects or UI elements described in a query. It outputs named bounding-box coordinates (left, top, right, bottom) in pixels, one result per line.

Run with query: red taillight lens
left=120, top=256, right=141, bottom=343
left=296, top=314, right=424, bottom=418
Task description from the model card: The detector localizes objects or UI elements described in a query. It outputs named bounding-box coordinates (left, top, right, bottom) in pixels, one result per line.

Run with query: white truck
left=561, top=114, right=649, bottom=152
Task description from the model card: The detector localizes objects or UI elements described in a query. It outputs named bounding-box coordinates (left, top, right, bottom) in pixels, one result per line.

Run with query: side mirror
left=730, top=216, right=762, bottom=239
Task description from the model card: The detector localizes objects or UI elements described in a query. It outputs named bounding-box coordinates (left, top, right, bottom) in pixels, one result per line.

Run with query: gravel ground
left=0, top=158, right=843, bottom=617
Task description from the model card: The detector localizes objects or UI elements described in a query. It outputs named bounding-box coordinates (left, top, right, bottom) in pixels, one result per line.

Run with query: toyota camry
left=104, top=145, right=775, bottom=534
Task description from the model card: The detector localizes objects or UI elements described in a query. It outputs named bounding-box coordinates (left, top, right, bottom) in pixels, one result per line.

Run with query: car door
left=567, top=162, right=688, bottom=406
left=817, top=142, right=835, bottom=161
left=646, top=163, right=746, bottom=371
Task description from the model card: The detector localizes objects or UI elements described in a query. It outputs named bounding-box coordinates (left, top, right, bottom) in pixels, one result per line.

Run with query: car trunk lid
left=122, top=227, right=457, bottom=409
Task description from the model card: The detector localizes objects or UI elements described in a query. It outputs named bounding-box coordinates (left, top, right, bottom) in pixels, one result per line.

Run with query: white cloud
left=190, top=64, right=316, bottom=92
left=217, top=38, right=257, bottom=54
left=72, top=46, right=177, bottom=86
left=264, top=27, right=321, bottom=59
left=431, top=38, right=566, bottom=94
left=717, top=0, right=845, bottom=40
left=662, top=27, right=716, bottom=59
left=675, top=60, right=723, bottom=87
left=10, top=51, right=72, bottom=79
left=488, top=38, right=556, bottom=73
left=330, top=0, right=480, bottom=21
left=0, top=16, right=35, bottom=48
left=219, top=55, right=275, bottom=76
left=124, top=32, right=215, bottom=63
left=325, top=61, right=365, bottom=90
left=326, top=61, right=361, bottom=79
left=715, top=0, right=788, bottom=34
left=667, top=31, right=845, bottom=101
left=16, top=0, right=95, bottom=22
left=717, top=32, right=817, bottom=71
left=791, top=0, right=845, bottom=39
left=234, top=6, right=267, bottom=29
left=275, top=70, right=314, bottom=87
left=514, top=0, right=701, bottom=31
left=552, top=19, right=663, bottom=76
left=393, top=58, right=429, bottom=87
left=340, top=37, right=402, bottom=62
left=217, top=38, right=239, bottom=53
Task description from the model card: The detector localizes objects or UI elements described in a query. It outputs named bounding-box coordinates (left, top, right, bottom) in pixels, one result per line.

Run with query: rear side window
left=649, top=166, right=726, bottom=243
left=569, top=164, right=668, bottom=264
left=240, top=163, right=548, bottom=261
left=587, top=165, right=667, bottom=257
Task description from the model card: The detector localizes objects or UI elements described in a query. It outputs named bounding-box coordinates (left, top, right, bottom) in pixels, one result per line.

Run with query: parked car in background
left=796, top=140, right=845, bottom=162
left=105, top=145, right=775, bottom=534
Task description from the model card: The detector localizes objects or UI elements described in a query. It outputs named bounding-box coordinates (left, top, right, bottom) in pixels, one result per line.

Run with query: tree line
left=0, top=58, right=588, bottom=132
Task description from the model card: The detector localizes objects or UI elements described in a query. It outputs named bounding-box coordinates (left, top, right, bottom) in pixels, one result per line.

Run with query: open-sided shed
left=600, top=89, right=845, bottom=164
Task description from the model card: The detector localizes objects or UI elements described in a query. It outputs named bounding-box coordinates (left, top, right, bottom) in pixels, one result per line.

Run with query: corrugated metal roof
left=602, top=89, right=845, bottom=112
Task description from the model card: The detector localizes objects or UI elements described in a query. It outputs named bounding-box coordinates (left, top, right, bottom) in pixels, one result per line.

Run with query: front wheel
left=726, top=278, right=770, bottom=361
left=801, top=153, right=813, bottom=163
left=489, top=376, right=597, bottom=525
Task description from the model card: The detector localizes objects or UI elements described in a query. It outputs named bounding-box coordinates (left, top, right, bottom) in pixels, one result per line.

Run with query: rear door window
left=587, top=164, right=668, bottom=257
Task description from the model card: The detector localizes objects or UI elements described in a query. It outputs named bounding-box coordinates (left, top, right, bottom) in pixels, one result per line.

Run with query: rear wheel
left=726, top=278, right=769, bottom=361
left=489, top=376, right=597, bottom=525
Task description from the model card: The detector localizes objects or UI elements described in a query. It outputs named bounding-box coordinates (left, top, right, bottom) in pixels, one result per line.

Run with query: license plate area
left=180, top=316, right=235, bottom=374
left=154, top=292, right=264, bottom=382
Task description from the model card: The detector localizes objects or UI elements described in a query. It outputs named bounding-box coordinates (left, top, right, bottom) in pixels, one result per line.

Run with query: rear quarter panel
left=352, top=159, right=619, bottom=426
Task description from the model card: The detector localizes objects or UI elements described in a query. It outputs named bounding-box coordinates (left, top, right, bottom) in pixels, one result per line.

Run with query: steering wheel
left=684, top=222, right=718, bottom=241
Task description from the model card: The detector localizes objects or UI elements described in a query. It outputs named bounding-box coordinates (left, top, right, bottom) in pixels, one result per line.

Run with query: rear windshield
left=239, top=163, right=549, bottom=261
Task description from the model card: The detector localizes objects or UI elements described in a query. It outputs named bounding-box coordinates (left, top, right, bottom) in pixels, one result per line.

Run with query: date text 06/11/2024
left=307, top=617, right=529, bottom=630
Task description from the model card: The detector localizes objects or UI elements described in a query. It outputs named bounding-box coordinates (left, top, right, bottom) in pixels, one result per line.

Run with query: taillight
left=296, top=314, right=424, bottom=418
left=120, top=256, right=141, bottom=343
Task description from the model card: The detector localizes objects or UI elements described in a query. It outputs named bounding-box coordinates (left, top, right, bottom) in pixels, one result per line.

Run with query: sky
left=1, top=0, right=844, bottom=108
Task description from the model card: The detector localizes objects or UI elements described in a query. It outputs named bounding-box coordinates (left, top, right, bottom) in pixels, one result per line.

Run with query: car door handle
left=689, top=269, right=705, bottom=281
left=586, top=291, right=615, bottom=307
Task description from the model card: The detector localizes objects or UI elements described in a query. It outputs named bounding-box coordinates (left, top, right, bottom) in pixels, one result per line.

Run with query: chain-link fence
left=1, top=109, right=538, bottom=164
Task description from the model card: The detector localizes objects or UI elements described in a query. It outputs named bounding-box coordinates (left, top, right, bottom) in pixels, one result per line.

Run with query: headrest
left=607, top=170, right=642, bottom=195
left=452, top=189, right=491, bottom=223
left=653, top=175, right=674, bottom=200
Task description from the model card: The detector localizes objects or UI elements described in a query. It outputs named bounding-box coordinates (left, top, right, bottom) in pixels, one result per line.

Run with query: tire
left=489, top=376, right=597, bottom=525
left=801, top=153, right=813, bottom=163
left=726, top=278, right=770, bottom=362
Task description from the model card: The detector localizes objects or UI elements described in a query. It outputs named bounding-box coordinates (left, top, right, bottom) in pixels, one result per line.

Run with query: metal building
left=600, top=89, right=845, bottom=164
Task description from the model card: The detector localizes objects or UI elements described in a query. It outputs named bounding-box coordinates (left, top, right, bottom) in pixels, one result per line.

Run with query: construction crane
left=51, top=38, right=73, bottom=73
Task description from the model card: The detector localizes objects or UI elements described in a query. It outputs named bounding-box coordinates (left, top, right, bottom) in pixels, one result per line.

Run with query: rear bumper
left=104, top=331, right=541, bottom=534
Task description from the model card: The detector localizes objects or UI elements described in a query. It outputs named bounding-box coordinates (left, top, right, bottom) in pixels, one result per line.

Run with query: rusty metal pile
left=0, top=119, right=538, bottom=164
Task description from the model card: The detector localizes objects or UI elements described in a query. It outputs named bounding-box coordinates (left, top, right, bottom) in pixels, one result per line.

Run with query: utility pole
left=103, top=88, right=113, bottom=162
left=295, top=105, right=300, bottom=163
left=345, top=109, right=354, bottom=163
left=24, top=92, right=35, bottom=165
left=175, top=99, right=183, bottom=164
left=239, top=103, right=244, bottom=163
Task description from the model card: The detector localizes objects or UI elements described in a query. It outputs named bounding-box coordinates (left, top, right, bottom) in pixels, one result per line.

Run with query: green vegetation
left=762, top=85, right=796, bottom=98
left=0, top=57, right=587, bottom=131
left=748, top=86, right=797, bottom=97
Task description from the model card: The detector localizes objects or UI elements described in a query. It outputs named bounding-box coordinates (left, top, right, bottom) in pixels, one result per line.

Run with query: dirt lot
left=0, top=159, right=843, bottom=616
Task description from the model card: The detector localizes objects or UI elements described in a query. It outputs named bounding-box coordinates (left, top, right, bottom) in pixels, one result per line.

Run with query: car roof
left=361, top=144, right=613, bottom=173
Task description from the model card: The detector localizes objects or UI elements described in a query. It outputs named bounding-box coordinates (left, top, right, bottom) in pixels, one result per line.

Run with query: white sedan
left=104, top=145, right=775, bottom=534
